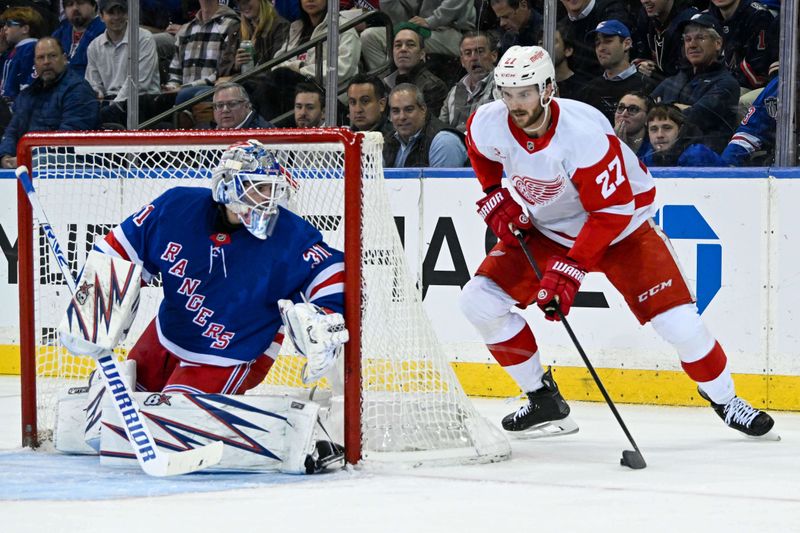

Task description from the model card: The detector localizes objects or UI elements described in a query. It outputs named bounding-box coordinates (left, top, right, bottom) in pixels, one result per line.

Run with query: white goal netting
left=20, top=130, right=509, bottom=465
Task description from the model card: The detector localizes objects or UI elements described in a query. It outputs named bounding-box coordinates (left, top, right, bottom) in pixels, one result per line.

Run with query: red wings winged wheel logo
left=511, top=174, right=566, bottom=206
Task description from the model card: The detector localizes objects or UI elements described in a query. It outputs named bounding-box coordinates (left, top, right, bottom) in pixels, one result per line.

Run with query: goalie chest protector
left=97, top=187, right=344, bottom=366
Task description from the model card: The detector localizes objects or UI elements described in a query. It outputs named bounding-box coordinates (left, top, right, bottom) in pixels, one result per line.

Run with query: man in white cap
left=460, top=45, right=775, bottom=441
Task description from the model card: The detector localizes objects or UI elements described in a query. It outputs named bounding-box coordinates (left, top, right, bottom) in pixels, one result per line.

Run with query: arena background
left=0, top=167, right=796, bottom=411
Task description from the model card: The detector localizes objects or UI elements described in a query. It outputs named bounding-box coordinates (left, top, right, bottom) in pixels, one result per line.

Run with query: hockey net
left=17, top=129, right=509, bottom=466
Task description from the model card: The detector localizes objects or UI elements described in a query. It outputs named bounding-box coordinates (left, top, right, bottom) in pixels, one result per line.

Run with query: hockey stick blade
left=17, top=165, right=223, bottom=476
left=512, top=229, right=647, bottom=469
left=620, top=449, right=647, bottom=470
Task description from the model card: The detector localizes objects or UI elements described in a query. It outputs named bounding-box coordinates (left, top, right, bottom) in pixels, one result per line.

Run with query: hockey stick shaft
left=513, top=230, right=645, bottom=463
left=16, top=166, right=222, bottom=476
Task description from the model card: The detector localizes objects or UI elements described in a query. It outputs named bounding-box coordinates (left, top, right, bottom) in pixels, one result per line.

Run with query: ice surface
left=1, top=376, right=798, bottom=532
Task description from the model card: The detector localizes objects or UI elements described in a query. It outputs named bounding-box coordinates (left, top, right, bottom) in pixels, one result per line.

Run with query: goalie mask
left=494, top=45, right=556, bottom=109
left=211, top=140, right=297, bottom=239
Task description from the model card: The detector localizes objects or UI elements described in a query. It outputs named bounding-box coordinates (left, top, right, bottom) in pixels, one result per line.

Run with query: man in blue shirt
left=0, top=37, right=98, bottom=168
left=383, top=83, right=467, bottom=168
left=52, top=0, right=105, bottom=76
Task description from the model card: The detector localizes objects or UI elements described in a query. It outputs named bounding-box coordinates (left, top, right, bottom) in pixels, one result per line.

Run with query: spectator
left=212, top=81, right=274, bottom=129
left=580, top=19, right=657, bottom=123
left=613, top=90, right=654, bottom=158
left=256, top=0, right=361, bottom=121
left=163, top=0, right=240, bottom=106
left=384, top=82, right=467, bottom=168
left=651, top=13, right=739, bottom=152
left=707, top=0, right=777, bottom=90
left=347, top=73, right=391, bottom=134
left=85, top=0, right=160, bottom=125
left=721, top=74, right=777, bottom=166
left=2, top=1, right=60, bottom=35
left=490, top=0, right=543, bottom=56
left=642, top=103, right=722, bottom=166
left=0, top=37, right=98, bottom=168
left=360, top=0, right=476, bottom=72
left=632, top=0, right=698, bottom=83
left=139, top=0, right=187, bottom=31
left=52, top=0, right=105, bottom=77
left=552, top=22, right=591, bottom=99
left=439, top=30, right=497, bottom=133
left=233, top=0, right=289, bottom=75
left=139, top=0, right=186, bottom=84
left=383, top=22, right=448, bottom=118
left=0, top=6, right=42, bottom=103
left=293, top=82, right=325, bottom=127
left=558, top=0, right=631, bottom=78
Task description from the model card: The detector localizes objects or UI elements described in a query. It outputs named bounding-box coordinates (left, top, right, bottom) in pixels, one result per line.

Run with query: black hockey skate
left=502, top=368, right=578, bottom=439
left=304, top=441, right=345, bottom=474
left=698, top=387, right=777, bottom=439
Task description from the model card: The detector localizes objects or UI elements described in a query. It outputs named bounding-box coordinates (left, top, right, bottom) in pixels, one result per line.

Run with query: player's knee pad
left=460, top=276, right=524, bottom=341
left=650, top=303, right=715, bottom=362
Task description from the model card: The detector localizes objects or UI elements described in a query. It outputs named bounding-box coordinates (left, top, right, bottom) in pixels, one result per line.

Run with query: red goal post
left=16, top=128, right=509, bottom=467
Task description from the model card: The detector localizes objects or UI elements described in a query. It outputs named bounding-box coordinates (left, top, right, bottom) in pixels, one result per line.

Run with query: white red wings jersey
left=466, top=98, right=657, bottom=268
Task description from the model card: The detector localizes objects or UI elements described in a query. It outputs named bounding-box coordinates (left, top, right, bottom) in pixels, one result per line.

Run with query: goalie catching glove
left=278, top=299, right=348, bottom=384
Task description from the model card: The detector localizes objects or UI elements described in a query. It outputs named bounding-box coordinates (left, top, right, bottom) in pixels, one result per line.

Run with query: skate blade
left=747, top=429, right=781, bottom=441
left=506, top=416, right=579, bottom=440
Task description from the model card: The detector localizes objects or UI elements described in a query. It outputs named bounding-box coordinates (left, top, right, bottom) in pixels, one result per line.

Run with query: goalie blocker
left=58, top=250, right=141, bottom=359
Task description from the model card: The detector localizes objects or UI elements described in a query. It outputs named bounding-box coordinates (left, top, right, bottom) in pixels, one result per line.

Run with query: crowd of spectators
left=0, top=0, right=790, bottom=169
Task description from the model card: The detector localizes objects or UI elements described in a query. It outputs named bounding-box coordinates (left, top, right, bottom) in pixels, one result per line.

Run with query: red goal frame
left=16, top=128, right=365, bottom=464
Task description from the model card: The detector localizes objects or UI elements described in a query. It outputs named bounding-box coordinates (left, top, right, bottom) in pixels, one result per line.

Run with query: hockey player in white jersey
left=461, top=46, right=775, bottom=439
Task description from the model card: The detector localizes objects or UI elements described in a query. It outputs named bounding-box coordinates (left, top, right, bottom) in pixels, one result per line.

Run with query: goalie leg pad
left=54, top=359, right=137, bottom=455
left=58, top=250, right=142, bottom=357
left=99, top=393, right=329, bottom=474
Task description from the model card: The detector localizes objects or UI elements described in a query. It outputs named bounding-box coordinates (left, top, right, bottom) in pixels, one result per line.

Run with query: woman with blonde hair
left=236, top=0, right=290, bottom=71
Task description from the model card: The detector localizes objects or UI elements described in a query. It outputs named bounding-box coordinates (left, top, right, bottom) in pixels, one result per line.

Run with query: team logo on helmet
left=511, top=174, right=566, bottom=206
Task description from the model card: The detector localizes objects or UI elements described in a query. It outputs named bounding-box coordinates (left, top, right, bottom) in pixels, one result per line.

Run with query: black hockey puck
left=620, top=450, right=647, bottom=469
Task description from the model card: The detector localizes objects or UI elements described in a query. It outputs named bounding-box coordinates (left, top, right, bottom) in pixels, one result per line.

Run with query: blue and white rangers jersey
left=721, top=75, right=777, bottom=166
left=96, top=187, right=345, bottom=367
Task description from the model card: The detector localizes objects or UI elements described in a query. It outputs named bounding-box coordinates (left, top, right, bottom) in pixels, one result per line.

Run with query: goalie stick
left=16, top=165, right=223, bottom=477
left=513, top=229, right=647, bottom=470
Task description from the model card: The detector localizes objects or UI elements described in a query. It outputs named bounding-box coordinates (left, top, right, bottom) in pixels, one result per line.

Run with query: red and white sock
left=488, top=323, right=545, bottom=393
